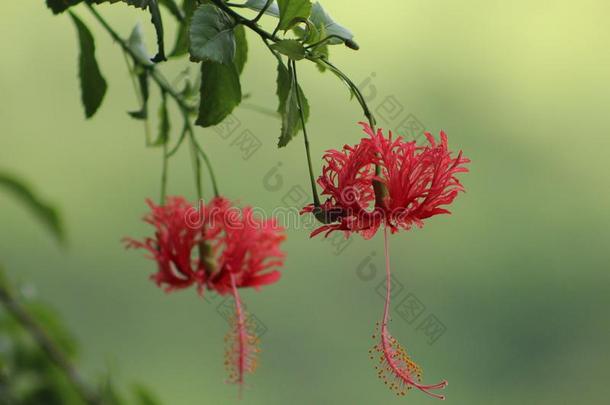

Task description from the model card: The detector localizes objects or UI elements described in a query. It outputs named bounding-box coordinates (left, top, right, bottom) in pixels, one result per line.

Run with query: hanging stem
left=160, top=141, right=169, bottom=203
left=291, top=60, right=320, bottom=207
left=0, top=270, right=100, bottom=405
left=188, top=133, right=203, bottom=200
left=188, top=127, right=220, bottom=198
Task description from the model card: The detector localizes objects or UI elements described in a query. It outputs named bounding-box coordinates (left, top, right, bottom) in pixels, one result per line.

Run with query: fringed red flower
left=303, top=122, right=469, bottom=400
left=125, top=196, right=286, bottom=396
left=304, top=122, right=470, bottom=238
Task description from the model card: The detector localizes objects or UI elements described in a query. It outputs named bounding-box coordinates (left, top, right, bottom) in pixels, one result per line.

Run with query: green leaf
left=276, top=61, right=309, bottom=147
left=277, top=0, right=312, bottom=31
left=310, top=2, right=355, bottom=45
left=0, top=173, right=64, bottom=242
left=46, top=0, right=82, bottom=14
left=245, top=0, right=279, bottom=17
left=148, top=0, right=167, bottom=62
left=270, top=39, right=306, bottom=60
left=276, top=60, right=291, bottom=116
left=233, top=25, right=248, bottom=74
left=189, top=4, right=236, bottom=65
left=69, top=12, right=107, bottom=119
left=196, top=61, right=242, bottom=127
left=126, top=25, right=151, bottom=118
left=127, top=23, right=154, bottom=66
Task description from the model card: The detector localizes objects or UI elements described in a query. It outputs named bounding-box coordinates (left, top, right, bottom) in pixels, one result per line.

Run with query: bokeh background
left=2, top=1, right=610, bottom=404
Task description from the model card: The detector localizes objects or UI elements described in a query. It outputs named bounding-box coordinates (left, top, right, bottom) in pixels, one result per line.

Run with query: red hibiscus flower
left=125, top=196, right=285, bottom=295
left=125, top=196, right=286, bottom=395
left=303, top=122, right=469, bottom=400
left=304, top=122, right=469, bottom=239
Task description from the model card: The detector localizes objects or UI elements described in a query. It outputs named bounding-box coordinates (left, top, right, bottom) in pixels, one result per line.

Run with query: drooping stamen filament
left=225, top=273, right=260, bottom=398
left=369, top=227, right=448, bottom=399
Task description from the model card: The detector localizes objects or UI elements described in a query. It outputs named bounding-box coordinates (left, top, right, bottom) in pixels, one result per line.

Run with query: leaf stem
left=187, top=120, right=220, bottom=198
left=319, top=58, right=376, bottom=129
left=291, top=60, right=320, bottom=207
left=192, top=136, right=220, bottom=197
left=0, top=269, right=100, bottom=405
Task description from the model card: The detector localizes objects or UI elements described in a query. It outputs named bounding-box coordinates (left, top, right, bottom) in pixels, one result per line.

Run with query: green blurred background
left=2, top=1, right=610, bottom=404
